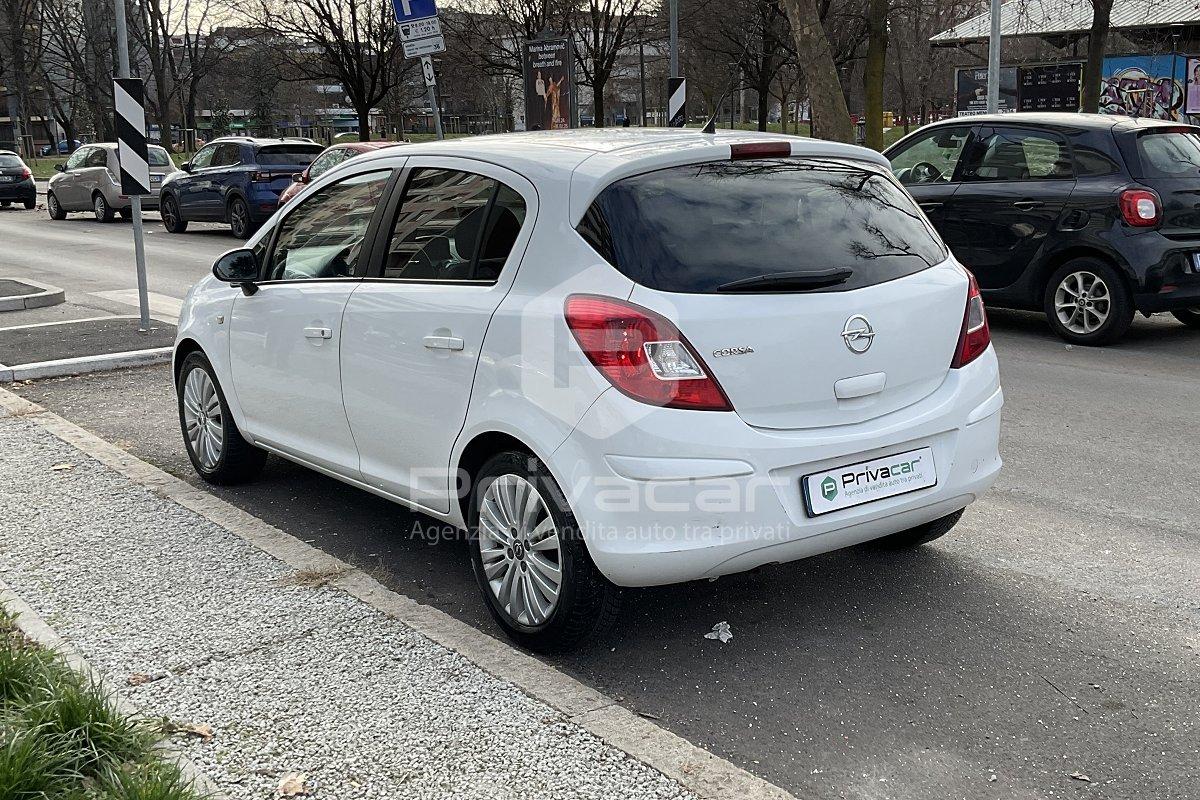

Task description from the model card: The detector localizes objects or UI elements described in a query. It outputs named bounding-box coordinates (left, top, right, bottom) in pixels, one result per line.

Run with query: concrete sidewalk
left=0, top=399, right=733, bottom=800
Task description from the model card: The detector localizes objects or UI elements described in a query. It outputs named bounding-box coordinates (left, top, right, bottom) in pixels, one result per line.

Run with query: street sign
left=398, top=16, right=441, bottom=42
left=391, top=0, right=436, bottom=23
left=422, top=58, right=436, bottom=87
left=668, top=77, right=687, bottom=127
left=113, top=78, right=151, bottom=196
left=403, top=35, right=445, bottom=58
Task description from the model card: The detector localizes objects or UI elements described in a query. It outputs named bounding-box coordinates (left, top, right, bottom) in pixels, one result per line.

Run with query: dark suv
left=885, top=113, right=1200, bottom=345
left=159, top=137, right=323, bottom=238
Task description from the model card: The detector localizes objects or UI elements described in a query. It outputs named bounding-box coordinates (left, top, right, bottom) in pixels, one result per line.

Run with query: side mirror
left=54, top=163, right=65, bottom=173
left=212, top=248, right=259, bottom=295
left=292, top=172, right=305, bottom=183
left=180, top=162, right=192, bottom=172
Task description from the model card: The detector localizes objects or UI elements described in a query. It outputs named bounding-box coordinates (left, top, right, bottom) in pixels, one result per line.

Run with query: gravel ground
left=0, top=411, right=696, bottom=800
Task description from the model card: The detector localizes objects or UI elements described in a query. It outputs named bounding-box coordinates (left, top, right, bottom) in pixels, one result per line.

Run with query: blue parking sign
left=392, top=0, right=437, bottom=22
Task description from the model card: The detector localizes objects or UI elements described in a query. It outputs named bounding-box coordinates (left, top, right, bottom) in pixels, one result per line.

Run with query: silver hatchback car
left=47, top=143, right=180, bottom=222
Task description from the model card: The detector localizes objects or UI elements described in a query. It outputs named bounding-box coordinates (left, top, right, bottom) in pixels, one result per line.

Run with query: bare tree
left=1080, top=0, right=1112, bottom=113
left=862, top=0, right=886, bottom=148
left=779, top=0, right=852, bottom=141
left=0, top=0, right=38, bottom=152
left=256, top=0, right=412, bottom=140
left=568, top=0, right=642, bottom=126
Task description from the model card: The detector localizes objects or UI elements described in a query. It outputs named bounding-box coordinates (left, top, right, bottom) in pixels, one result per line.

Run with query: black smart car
left=885, top=113, right=1200, bottom=345
left=0, top=150, right=36, bottom=210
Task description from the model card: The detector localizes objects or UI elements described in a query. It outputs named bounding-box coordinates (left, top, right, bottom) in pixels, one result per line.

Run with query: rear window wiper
left=717, top=268, right=853, bottom=293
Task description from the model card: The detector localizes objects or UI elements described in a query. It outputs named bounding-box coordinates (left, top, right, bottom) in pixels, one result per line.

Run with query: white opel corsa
left=175, top=129, right=1003, bottom=650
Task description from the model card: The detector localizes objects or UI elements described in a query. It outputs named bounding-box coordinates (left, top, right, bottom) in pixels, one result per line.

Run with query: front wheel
left=1043, top=258, right=1133, bottom=346
left=47, top=192, right=67, bottom=220
left=160, top=194, right=187, bottom=233
left=93, top=193, right=114, bottom=222
left=468, top=451, right=620, bottom=652
left=176, top=352, right=266, bottom=485
left=874, top=509, right=964, bottom=548
left=1171, top=308, right=1200, bottom=329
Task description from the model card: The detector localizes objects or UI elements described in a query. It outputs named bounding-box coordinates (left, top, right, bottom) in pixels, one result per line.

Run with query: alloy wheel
left=94, top=195, right=106, bottom=221
left=181, top=367, right=224, bottom=471
left=477, top=474, right=563, bottom=627
left=162, top=198, right=177, bottom=228
left=1053, top=270, right=1111, bottom=335
left=230, top=200, right=248, bottom=238
left=48, top=195, right=59, bottom=217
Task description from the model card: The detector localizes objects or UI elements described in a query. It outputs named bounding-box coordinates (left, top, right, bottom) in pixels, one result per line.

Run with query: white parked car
left=174, top=129, right=1003, bottom=650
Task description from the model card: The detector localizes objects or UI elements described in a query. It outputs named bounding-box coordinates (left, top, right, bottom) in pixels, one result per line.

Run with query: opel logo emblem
left=841, top=315, right=875, bottom=354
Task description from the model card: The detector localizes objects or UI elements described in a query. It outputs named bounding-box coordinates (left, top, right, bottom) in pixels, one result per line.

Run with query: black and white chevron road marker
left=113, top=78, right=151, bottom=196
left=668, top=77, right=686, bottom=128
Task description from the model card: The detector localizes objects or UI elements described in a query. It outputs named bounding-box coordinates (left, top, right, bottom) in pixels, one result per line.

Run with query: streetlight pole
left=669, top=0, right=678, bottom=77
left=113, top=0, right=152, bottom=332
left=639, top=41, right=648, bottom=125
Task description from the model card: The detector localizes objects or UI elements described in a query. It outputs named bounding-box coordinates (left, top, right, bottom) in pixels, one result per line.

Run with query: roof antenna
left=701, top=30, right=757, bottom=134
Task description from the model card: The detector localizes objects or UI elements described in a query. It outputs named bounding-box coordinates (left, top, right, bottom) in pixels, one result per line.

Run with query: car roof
left=209, top=136, right=323, bottom=147
left=347, top=128, right=890, bottom=223
left=914, top=112, right=1196, bottom=134
left=0, top=150, right=20, bottom=157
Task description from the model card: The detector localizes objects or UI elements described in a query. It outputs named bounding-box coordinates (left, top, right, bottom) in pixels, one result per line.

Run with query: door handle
left=1013, top=200, right=1044, bottom=210
left=303, top=326, right=332, bottom=340
left=423, top=335, right=465, bottom=351
left=919, top=202, right=942, bottom=211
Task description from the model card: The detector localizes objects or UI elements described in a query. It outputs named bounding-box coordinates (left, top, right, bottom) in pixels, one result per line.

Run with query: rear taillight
left=1119, top=188, right=1161, bottom=227
left=564, top=295, right=732, bottom=411
left=951, top=273, right=990, bottom=369
left=19, top=167, right=31, bottom=180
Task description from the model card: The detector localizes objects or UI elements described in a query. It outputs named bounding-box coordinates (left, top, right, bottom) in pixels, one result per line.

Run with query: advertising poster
left=1019, top=62, right=1083, bottom=112
left=955, top=67, right=1018, bottom=115
left=523, top=37, right=575, bottom=130
left=1187, top=56, right=1200, bottom=115
left=1101, top=54, right=1188, bottom=121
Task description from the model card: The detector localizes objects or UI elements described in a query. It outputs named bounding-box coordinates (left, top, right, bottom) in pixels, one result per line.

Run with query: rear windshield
left=578, top=159, right=947, bottom=294
left=256, top=145, right=323, bottom=166
left=1137, top=130, right=1200, bottom=178
left=0, top=155, right=22, bottom=168
left=147, top=146, right=172, bottom=167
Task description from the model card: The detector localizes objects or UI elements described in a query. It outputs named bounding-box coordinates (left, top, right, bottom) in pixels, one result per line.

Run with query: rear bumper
left=0, top=180, right=35, bottom=202
left=552, top=347, right=1003, bottom=587
left=1124, top=232, right=1200, bottom=313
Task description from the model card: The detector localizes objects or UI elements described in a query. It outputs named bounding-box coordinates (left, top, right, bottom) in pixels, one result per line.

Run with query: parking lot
left=1, top=206, right=1197, bottom=799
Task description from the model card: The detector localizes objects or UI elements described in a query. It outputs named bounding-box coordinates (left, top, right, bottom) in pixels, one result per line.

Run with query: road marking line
left=91, top=289, right=182, bottom=320
left=0, top=314, right=122, bottom=332
left=0, top=385, right=794, bottom=800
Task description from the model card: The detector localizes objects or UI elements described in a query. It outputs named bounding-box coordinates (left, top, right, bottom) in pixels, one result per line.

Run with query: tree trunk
left=1080, top=0, right=1113, bottom=113
left=357, top=106, right=372, bottom=141
left=593, top=83, right=605, bottom=127
left=779, top=0, right=854, bottom=143
left=863, top=0, right=888, bottom=149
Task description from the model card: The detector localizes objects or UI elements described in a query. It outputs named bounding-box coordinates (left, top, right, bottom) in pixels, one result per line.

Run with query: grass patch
left=0, top=602, right=207, bottom=799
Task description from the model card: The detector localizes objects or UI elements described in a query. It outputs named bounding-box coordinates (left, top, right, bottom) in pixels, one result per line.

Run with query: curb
left=0, top=578, right=229, bottom=800
left=0, top=346, right=172, bottom=383
left=0, top=386, right=796, bottom=800
left=0, top=277, right=66, bottom=312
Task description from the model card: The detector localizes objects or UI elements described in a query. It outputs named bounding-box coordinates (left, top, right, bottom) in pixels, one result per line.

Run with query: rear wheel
left=875, top=509, right=964, bottom=548
left=176, top=352, right=266, bottom=485
left=1043, top=258, right=1133, bottom=346
left=0, top=201, right=8, bottom=207
left=1170, top=308, right=1200, bottom=328
left=93, top=193, right=114, bottom=222
left=468, top=450, right=620, bottom=652
left=47, top=192, right=67, bottom=220
left=23, top=198, right=35, bottom=210
left=119, top=208, right=132, bottom=220
left=228, top=197, right=254, bottom=239
left=161, top=193, right=187, bottom=233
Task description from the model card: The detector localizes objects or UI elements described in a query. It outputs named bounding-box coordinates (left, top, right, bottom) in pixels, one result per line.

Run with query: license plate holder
left=802, top=446, right=937, bottom=517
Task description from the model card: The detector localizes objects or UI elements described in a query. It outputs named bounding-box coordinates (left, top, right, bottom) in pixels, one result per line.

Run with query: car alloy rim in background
left=94, top=196, right=106, bottom=219
left=162, top=198, right=176, bottom=227
left=1054, top=271, right=1111, bottom=335
left=48, top=195, right=59, bottom=216
left=478, top=475, right=563, bottom=627
left=231, top=200, right=248, bottom=236
left=182, top=368, right=224, bottom=471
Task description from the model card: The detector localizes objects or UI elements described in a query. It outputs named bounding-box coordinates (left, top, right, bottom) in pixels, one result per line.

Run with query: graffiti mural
left=1100, top=54, right=1194, bottom=124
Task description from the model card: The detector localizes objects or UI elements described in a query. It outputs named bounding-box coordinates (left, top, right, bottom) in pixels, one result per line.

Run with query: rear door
left=228, top=168, right=395, bottom=475
left=585, top=157, right=967, bottom=431
left=943, top=125, right=1077, bottom=290
left=340, top=159, right=535, bottom=512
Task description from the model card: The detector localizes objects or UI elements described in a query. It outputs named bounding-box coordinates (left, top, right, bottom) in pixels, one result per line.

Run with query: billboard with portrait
left=1187, top=57, right=1200, bottom=115
left=956, top=67, right=1018, bottom=115
left=523, top=37, right=575, bottom=130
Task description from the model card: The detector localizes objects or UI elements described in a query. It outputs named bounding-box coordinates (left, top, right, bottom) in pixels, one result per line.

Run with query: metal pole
left=422, top=55, right=445, bottom=140
left=986, top=0, right=1001, bottom=113
left=113, top=0, right=152, bottom=332
left=669, top=0, right=679, bottom=77
left=639, top=41, right=647, bottom=125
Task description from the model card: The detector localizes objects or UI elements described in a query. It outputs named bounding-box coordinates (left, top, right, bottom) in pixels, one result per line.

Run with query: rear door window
left=961, top=128, right=1073, bottom=181
left=577, top=158, right=947, bottom=294
left=1136, top=130, right=1200, bottom=178
left=147, top=146, right=173, bottom=167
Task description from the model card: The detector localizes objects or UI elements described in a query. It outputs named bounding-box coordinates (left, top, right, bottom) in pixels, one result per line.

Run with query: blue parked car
left=159, top=137, right=324, bottom=238
left=39, top=139, right=83, bottom=156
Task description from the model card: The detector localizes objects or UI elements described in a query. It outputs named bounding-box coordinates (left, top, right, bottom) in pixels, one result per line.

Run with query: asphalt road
left=3, top=210, right=1199, bottom=799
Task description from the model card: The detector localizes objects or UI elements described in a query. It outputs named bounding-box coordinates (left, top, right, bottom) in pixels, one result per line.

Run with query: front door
left=179, top=143, right=218, bottom=219
left=886, top=124, right=974, bottom=230
left=56, top=147, right=91, bottom=209
left=942, top=126, right=1077, bottom=291
left=227, top=168, right=394, bottom=476
left=340, top=160, right=535, bottom=513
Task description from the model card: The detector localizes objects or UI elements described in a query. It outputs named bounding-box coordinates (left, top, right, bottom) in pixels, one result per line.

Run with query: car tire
left=1170, top=308, right=1200, bottom=328
left=0, top=201, right=8, bottom=207
left=228, top=197, right=255, bottom=239
left=161, top=193, right=187, bottom=233
left=119, top=208, right=132, bottom=220
left=176, top=351, right=267, bottom=485
left=23, top=199, right=35, bottom=210
left=93, top=193, right=114, bottom=222
left=1043, top=258, right=1133, bottom=346
left=468, top=450, right=620, bottom=652
left=874, top=509, right=964, bottom=548
left=47, top=192, right=67, bottom=220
